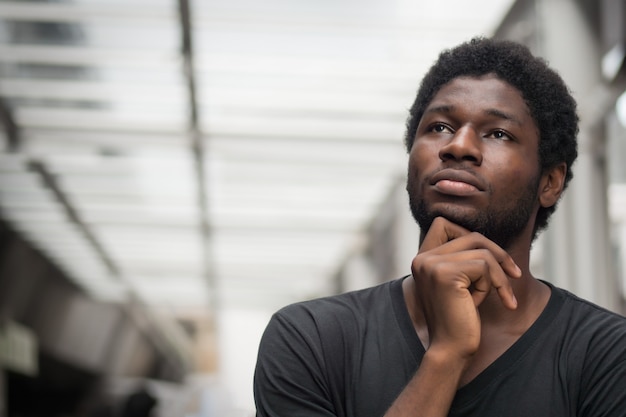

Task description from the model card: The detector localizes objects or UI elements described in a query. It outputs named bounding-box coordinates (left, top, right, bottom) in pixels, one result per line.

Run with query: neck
left=476, top=275, right=549, bottom=328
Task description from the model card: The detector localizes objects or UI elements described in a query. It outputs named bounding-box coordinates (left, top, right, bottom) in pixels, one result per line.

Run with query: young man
left=254, top=38, right=626, bottom=416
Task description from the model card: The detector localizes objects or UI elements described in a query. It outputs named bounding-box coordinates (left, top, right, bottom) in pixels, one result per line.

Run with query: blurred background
left=0, top=0, right=625, bottom=415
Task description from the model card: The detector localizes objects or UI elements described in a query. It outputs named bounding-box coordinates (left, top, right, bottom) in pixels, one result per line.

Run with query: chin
left=412, top=201, right=494, bottom=244
left=419, top=203, right=481, bottom=230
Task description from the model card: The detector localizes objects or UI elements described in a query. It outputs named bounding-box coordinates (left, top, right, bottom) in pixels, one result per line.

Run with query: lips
left=429, top=169, right=486, bottom=195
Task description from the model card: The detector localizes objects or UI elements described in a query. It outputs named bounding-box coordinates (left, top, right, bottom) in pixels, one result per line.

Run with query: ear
left=538, top=162, right=567, bottom=208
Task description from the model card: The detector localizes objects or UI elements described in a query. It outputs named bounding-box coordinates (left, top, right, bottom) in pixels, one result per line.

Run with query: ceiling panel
left=0, top=0, right=516, bottom=315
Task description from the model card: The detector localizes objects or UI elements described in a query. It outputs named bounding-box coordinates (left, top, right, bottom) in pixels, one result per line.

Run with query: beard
left=408, top=173, right=540, bottom=250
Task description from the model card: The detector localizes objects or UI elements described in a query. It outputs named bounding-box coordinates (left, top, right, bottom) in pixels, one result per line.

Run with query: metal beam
left=0, top=99, right=20, bottom=152
left=178, top=0, right=217, bottom=312
left=27, top=160, right=121, bottom=279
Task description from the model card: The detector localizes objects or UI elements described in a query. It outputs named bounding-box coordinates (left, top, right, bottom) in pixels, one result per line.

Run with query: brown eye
left=488, top=130, right=512, bottom=141
left=431, top=123, right=452, bottom=133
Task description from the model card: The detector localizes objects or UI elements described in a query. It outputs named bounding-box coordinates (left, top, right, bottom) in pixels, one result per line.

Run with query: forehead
left=427, top=75, right=532, bottom=120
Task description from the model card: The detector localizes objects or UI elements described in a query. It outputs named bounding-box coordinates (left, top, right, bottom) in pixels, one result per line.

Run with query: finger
left=448, top=251, right=518, bottom=310
left=465, top=257, right=518, bottom=310
left=412, top=249, right=517, bottom=310
left=420, top=249, right=517, bottom=310
left=419, top=217, right=472, bottom=252
left=421, top=224, right=521, bottom=279
left=446, top=238, right=521, bottom=280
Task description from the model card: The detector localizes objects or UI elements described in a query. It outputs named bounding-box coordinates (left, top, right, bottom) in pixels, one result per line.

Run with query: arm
left=384, top=348, right=468, bottom=416
left=385, top=217, right=521, bottom=417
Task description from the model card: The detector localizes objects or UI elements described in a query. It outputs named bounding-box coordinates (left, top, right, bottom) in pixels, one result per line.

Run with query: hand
left=411, top=217, right=522, bottom=360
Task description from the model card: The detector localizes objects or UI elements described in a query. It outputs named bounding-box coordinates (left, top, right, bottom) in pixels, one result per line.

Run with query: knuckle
left=469, top=231, right=485, bottom=243
left=480, top=259, right=491, bottom=275
left=430, top=261, right=448, bottom=277
left=412, top=255, right=447, bottom=280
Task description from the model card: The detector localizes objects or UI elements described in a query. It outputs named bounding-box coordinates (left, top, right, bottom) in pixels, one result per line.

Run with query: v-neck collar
left=390, top=277, right=566, bottom=406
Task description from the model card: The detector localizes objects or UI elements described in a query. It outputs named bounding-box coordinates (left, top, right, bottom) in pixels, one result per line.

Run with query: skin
left=384, top=74, right=567, bottom=417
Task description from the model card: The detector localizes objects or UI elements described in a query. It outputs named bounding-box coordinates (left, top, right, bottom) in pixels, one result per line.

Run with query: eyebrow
left=424, top=104, right=453, bottom=115
left=484, top=108, right=523, bottom=125
left=424, top=105, right=523, bottom=125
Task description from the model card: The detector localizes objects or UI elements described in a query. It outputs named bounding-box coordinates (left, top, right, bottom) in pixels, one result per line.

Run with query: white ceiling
left=0, top=0, right=515, bottom=316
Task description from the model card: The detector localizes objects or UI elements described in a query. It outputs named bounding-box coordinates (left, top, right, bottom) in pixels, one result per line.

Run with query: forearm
left=384, top=349, right=466, bottom=417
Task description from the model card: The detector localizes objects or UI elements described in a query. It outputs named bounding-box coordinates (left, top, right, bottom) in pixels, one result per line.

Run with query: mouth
left=429, top=169, right=485, bottom=196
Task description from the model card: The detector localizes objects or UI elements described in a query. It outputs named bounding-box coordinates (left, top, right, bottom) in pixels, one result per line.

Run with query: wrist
left=423, top=345, right=472, bottom=375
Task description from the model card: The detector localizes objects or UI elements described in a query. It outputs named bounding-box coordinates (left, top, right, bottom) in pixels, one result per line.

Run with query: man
left=254, top=38, right=626, bottom=416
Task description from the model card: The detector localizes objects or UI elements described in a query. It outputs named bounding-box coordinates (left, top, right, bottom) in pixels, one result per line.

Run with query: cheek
left=490, top=158, right=539, bottom=194
left=408, top=141, right=436, bottom=172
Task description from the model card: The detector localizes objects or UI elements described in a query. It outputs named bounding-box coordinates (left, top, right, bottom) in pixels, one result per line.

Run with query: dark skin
left=385, top=75, right=567, bottom=416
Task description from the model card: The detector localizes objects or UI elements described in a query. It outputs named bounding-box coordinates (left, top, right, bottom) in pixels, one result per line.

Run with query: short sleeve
left=578, top=310, right=626, bottom=417
left=253, top=307, right=337, bottom=417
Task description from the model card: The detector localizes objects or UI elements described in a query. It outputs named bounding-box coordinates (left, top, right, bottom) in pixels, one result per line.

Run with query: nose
left=438, top=126, right=482, bottom=165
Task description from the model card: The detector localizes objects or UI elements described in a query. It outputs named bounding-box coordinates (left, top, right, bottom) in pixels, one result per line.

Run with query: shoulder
left=553, top=286, right=626, bottom=332
left=270, top=278, right=400, bottom=336
left=255, top=278, right=403, bottom=388
left=258, top=277, right=405, bottom=357
left=549, top=285, right=626, bottom=365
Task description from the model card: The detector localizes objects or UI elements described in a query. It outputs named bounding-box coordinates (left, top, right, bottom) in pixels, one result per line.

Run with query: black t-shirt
left=254, top=277, right=626, bottom=417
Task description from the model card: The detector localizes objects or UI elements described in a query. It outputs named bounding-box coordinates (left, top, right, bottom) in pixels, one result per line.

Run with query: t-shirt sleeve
left=578, top=312, right=626, bottom=417
left=580, top=358, right=626, bottom=417
left=254, top=307, right=338, bottom=417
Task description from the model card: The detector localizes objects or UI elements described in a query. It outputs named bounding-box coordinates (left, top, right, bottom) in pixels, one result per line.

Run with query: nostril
left=439, top=151, right=455, bottom=161
left=438, top=130, right=482, bottom=164
left=439, top=151, right=479, bottom=163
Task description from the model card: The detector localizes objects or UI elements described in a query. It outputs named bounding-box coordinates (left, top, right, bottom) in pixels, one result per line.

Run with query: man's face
left=406, top=75, right=542, bottom=249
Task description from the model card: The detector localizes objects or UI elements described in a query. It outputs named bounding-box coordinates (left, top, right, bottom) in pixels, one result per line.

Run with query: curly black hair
left=405, top=37, right=579, bottom=236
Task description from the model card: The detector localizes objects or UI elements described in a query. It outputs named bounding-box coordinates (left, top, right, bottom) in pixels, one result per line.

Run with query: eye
left=486, top=129, right=513, bottom=141
left=429, top=123, right=453, bottom=134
